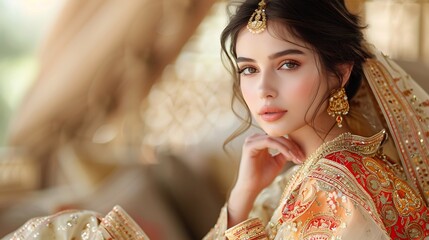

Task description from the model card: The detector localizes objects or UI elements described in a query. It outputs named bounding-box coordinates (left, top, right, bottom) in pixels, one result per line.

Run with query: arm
left=227, top=133, right=304, bottom=228
left=203, top=171, right=293, bottom=240
left=204, top=133, right=303, bottom=240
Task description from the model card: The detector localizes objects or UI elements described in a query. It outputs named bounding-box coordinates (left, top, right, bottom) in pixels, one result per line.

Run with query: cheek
left=286, top=79, right=315, bottom=105
left=294, top=83, right=313, bottom=98
left=240, top=83, right=255, bottom=107
left=285, top=74, right=327, bottom=118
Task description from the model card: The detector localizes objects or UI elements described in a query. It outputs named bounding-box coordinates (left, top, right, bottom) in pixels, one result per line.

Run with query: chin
left=262, top=128, right=289, bottom=137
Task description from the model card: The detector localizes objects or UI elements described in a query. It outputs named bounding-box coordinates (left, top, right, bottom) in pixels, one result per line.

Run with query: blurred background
left=0, top=0, right=428, bottom=239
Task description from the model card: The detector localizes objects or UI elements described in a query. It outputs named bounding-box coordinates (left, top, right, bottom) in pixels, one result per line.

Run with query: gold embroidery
left=282, top=183, right=317, bottom=220
left=309, top=160, right=385, bottom=229
left=381, top=205, right=398, bottom=227
left=269, top=130, right=386, bottom=237
left=363, top=157, right=423, bottom=217
left=405, top=222, right=424, bottom=239
left=101, top=206, right=148, bottom=240
left=366, top=174, right=382, bottom=195
left=301, top=214, right=340, bottom=240
left=225, top=218, right=268, bottom=240
left=364, top=157, right=392, bottom=188
left=279, top=130, right=386, bottom=204
left=392, top=178, right=422, bottom=216
left=364, top=58, right=429, bottom=204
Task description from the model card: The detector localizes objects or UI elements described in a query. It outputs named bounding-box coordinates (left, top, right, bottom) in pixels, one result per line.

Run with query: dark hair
left=221, top=0, right=373, bottom=146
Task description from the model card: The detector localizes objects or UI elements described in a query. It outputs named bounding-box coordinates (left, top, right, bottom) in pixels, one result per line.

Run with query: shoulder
left=277, top=171, right=388, bottom=239
left=312, top=151, right=429, bottom=238
left=304, top=151, right=388, bottom=226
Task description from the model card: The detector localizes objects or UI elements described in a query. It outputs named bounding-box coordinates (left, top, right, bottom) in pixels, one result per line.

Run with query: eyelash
left=280, top=60, right=300, bottom=70
left=238, top=60, right=301, bottom=75
left=238, top=66, right=257, bottom=75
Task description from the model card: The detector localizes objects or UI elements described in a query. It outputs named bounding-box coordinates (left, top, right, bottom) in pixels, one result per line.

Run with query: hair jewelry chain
left=327, top=88, right=349, bottom=128
left=247, top=0, right=267, bottom=34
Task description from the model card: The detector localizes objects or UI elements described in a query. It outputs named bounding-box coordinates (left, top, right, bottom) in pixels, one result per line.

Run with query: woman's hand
left=227, top=133, right=304, bottom=227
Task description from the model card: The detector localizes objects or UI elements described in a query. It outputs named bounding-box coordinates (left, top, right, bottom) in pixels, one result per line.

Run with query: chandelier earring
left=327, top=88, right=349, bottom=128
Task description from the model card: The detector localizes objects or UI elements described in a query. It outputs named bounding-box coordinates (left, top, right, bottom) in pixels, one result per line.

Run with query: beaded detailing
left=225, top=218, right=268, bottom=240
left=327, top=88, right=349, bottom=128
left=8, top=210, right=99, bottom=240
left=364, top=57, right=429, bottom=205
left=101, top=205, right=149, bottom=240
left=9, top=216, right=51, bottom=240
left=268, top=130, right=386, bottom=237
left=279, top=130, right=386, bottom=204
left=247, top=0, right=267, bottom=34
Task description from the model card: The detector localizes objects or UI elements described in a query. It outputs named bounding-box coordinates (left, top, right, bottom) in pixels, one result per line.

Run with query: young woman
left=204, top=0, right=429, bottom=239
left=5, top=0, right=429, bottom=239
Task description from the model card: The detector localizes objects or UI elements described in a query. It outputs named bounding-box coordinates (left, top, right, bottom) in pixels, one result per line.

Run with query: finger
left=243, top=134, right=305, bottom=163
left=248, top=136, right=297, bottom=162
left=243, top=133, right=270, bottom=145
left=264, top=136, right=305, bottom=163
left=271, top=151, right=304, bottom=165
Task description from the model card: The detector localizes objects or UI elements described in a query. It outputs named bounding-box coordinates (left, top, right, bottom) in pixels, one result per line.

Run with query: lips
left=258, top=106, right=288, bottom=122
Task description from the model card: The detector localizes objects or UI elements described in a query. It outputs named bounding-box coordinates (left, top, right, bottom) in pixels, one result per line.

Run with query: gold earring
left=247, top=0, right=267, bottom=34
left=327, top=88, right=349, bottom=128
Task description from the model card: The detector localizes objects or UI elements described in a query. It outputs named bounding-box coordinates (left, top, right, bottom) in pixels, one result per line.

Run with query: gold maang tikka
left=327, top=88, right=349, bottom=128
left=247, top=0, right=267, bottom=34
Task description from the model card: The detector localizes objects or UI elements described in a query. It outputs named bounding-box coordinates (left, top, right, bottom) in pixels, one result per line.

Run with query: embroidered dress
left=205, top=131, right=429, bottom=240
left=3, top=206, right=149, bottom=240
left=3, top=44, right=429, bottom=240
left=204, top=48, right=429, bottom=240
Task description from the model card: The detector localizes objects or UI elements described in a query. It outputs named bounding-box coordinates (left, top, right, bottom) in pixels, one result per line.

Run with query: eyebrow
left=269, top=49, right=305, bottom=59
left=236, top=49, right=305, bottom=63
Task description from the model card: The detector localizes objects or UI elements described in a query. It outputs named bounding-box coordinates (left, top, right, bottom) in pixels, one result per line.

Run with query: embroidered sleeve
left=4, top=209, right=103, bottom=240
left=203, top=205, right=270, bottom=240
left=203, top=166, right=298, bottom=240
left=202, top=205, right=228, bottom=240
left=271, top=178, right=388, bottom=239
left=100, top=205, right=149, bottom=240
left=4, top=205, right=149, bottom=240
left=281, top=179, right=350, bottom=239
left=224, top=218, right=268, bottom=240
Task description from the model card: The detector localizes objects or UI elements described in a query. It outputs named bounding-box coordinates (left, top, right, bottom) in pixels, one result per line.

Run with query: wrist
left=227, top=185, right=260, bottom=228
left=230, top=183, right=259, bottom=202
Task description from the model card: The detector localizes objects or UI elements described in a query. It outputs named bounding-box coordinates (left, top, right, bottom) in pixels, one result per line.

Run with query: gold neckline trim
left=307, top=129, right=386, bottom=162
left=278, top=130, right=386, bottom=206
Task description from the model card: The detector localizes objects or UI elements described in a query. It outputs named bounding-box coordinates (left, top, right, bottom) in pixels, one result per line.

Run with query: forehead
left=235, top=21, right=313, bottom=56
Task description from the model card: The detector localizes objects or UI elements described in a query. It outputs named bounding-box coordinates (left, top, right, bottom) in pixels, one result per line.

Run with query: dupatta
left=348, top=45, right=429, bottom=205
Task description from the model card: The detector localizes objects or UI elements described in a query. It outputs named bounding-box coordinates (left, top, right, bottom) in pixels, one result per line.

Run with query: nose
left=258, top=71, right=277, bottom=99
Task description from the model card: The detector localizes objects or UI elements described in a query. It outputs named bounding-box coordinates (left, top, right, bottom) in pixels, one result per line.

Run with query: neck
left=288, top=120, right=351, bottom=160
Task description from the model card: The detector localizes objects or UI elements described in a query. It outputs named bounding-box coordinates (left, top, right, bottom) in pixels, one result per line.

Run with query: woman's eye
left=280, top=61, right=300, bottom=70
left=239, top=67, right=257, bottom=75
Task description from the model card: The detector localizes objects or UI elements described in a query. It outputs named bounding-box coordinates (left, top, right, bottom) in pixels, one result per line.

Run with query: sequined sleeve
left=4, top=209, right=103, bottom=240
left=203, top=166, right=298, bottom=240
left=3, top=205, right=149, bottom=240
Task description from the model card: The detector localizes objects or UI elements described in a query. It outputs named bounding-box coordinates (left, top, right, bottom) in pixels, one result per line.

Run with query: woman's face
left=236, top=23, right=332, bottom=137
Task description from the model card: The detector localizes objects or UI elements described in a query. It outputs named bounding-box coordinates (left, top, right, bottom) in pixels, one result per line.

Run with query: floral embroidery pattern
left=324, top=151, right=429, bottom=239
left=302, top=215, right=340, bottom=240
left=282, top=183, right=317, bottom=220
